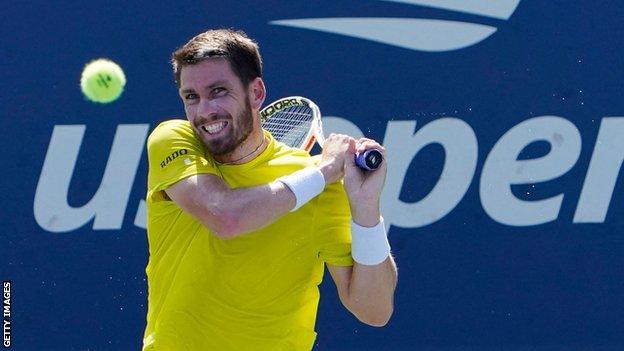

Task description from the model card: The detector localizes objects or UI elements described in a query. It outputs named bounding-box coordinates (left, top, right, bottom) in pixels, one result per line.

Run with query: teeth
left=203, top=121, right=227, bottom=135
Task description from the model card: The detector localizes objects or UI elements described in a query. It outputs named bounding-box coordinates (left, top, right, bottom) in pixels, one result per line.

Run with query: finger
left=356, top=138, right=379, bottom=147
left=347, top=138, right=357, bottom=152
left=355, top=137, right=372, bottom=148
left=345, top=140, right=359, bottom=169
left=356, top=140, right=383, bottom=154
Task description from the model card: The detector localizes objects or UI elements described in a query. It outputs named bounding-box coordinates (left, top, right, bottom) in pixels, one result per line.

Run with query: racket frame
left=260, top=96, right=324, bottom=151
left=260, top=96, right=382, bottom=170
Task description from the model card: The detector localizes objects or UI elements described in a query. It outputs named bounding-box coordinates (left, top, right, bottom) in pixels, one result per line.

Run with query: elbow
left=199, top=208, right=243, bottom=239
left=358, top=306, right=393, bottom=327
left=349, top=301, right=394, bottom=327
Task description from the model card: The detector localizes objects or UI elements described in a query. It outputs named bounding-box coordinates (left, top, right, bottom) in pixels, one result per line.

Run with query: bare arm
left=165, top=173, right=296, bottom=238
left=328, top=137, right=397, bottom=326
left=165, top=134, right=353, bottom=238
left=328, top=256, right=397, bottom=326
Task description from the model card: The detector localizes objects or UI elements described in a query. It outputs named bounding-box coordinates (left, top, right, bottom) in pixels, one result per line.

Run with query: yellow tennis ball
left=80, top=58, right=126, bottom=103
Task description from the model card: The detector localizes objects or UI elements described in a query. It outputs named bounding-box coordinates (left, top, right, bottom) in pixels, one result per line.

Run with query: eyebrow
left=179, top=80, right=229, bottom=95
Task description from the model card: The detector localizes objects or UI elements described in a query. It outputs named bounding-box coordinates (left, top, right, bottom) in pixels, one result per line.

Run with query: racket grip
left=355, top=149, right=383, bottom=171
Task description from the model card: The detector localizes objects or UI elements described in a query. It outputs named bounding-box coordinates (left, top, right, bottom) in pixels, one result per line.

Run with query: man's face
left=179, top=59, right=254, bottom=156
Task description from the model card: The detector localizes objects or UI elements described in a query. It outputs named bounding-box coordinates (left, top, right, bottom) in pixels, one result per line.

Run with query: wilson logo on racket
left=260, top=97, right=308, bottom=121
left=270, top=0, right=520, bottom=52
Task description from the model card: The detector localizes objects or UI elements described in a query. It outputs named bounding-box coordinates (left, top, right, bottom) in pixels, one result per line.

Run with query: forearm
left=337, top=137, right=395, bottom=325
left=348, top=256, right=397, bottom=326
left=169, top=137, right=347, bottom=238
left=202, top=165, right=331, bottom=238
left=347, top=204, right=397, bottom=326
left=217, top=180, right=295, bottom=237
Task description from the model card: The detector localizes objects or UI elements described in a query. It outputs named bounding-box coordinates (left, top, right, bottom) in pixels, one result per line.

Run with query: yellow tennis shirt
left=143, top=120, right=353, bottom=350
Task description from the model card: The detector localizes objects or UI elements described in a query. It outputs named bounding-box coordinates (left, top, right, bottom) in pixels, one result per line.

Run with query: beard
left=195, top=98, right=254, bottom=156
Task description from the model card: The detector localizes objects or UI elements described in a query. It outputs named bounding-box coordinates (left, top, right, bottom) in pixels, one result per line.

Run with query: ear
left=248, top=77, right=266, bottom=110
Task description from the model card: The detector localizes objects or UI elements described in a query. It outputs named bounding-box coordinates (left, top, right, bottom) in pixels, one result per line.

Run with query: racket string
left=262, top=104, right=314, bottom=148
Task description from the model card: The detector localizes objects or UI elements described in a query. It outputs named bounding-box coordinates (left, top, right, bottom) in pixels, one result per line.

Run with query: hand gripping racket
left=260, top=96, right=383, bottom=171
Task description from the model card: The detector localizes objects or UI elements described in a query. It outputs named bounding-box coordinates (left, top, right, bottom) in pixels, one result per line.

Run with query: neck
left=216, top=130, right=267, bottom=165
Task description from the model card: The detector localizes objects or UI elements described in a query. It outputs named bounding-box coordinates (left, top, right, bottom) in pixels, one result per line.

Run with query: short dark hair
left=171, top=28, right=263, bottom=88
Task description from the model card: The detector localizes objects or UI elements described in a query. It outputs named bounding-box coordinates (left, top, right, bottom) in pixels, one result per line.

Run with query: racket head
left=260, top=96, right=322, bottom=151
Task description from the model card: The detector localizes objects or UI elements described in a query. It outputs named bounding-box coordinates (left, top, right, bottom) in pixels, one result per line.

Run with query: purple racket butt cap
left=355, top=149, right=383, bottom=171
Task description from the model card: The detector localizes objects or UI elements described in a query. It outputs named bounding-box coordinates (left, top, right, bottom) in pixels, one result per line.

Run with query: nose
left=196, top=98, right=220, bottom=120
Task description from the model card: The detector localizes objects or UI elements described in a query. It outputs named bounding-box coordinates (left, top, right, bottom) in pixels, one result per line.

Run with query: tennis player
left=142, top=29, right=397, bottom=350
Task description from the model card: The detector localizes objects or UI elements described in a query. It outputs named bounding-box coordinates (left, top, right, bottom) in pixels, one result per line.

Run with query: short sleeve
left=146, top=120, right=218, bottom=202
left=315, top=181, right=354, bottom=267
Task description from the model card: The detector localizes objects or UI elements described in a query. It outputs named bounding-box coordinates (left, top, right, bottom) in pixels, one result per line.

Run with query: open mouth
left=201, top=121, right=229, bottom=135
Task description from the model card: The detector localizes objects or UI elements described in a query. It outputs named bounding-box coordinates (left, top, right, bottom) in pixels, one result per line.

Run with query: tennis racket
left=260, top=96, right=383, bottom=171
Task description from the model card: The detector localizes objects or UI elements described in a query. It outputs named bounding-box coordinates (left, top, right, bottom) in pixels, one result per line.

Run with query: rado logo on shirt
left=160, top=149, right=189, bottom=168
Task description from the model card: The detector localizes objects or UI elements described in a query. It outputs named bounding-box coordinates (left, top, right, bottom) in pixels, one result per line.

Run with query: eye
left=212, top=87, right=227, bottom=96
left=184, top=93, right=199, bottom=101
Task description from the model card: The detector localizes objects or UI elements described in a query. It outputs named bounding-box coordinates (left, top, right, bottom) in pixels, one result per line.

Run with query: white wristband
left=277, top=167, right=326, bottom=212
left=351, top=217, right=391, bottom=265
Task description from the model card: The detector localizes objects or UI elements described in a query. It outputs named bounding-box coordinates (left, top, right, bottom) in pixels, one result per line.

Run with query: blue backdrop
left=3, top=1, right=624, bottom=350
